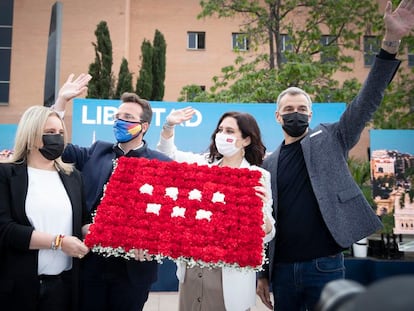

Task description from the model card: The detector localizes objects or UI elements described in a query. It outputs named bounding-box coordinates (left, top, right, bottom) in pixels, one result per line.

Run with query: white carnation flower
left=171, top=206, right=186, bottom=218
left=139, top=183, right=154, bottom=195
left=195, top=209, right=213, bottom=221
left=165, top=187, right=179, bottom=200
left=146, top=203, right=162, bottom=215
left=188, top=189, right=202, bottom=201
left=212, top=191, right=225, bottom=203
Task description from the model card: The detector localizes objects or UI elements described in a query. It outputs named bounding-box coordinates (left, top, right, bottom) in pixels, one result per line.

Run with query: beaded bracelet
left=162, top=122, right=175, bottom=130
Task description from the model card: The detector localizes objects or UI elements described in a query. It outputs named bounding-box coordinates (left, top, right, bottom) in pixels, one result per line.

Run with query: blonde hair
left=3, top=106, right=74, bottom=174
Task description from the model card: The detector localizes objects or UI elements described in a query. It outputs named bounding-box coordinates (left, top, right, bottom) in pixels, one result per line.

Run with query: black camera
left=316, top=275, right=414, bottom=311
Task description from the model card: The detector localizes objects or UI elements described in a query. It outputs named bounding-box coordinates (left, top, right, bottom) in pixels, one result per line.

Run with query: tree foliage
left=182, top=0, right=384, bottom=103
left=182, top=0, right=414, bottom=129
left=136, top=39, right=153, bottom=99
left=114, top=58, right=133, bottom=99
left=87, top=21, right=115, bottom=99
left=151, top=29, right=167, bottom=101
left=373, top=38, right=414, bottom=129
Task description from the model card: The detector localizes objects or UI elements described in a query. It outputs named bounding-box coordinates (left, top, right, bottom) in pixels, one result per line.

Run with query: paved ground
left=143, top=292, right=272, bottom=311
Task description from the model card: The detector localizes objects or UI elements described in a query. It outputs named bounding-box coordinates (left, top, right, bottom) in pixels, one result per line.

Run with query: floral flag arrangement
left=84, top=157, right=266, bottom=270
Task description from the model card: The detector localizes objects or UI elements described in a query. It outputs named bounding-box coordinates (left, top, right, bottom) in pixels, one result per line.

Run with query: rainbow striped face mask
left=113, top=119, right=143, bottom=143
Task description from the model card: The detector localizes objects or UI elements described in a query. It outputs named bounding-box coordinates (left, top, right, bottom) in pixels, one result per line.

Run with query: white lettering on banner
left=185, top=109, right=202, bottom=127
left=81, top=105, right=202, bottom=127
left=152, top=108, right=166, bottom=126
left=81, top=105, right=117, bottom=125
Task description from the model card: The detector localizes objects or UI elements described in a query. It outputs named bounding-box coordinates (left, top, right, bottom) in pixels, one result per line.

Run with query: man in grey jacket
left=256, top=1, right=414, bottom=310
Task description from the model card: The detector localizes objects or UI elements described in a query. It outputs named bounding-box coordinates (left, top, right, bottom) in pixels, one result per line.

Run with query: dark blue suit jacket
left=62, top=140, right=171, bottom=286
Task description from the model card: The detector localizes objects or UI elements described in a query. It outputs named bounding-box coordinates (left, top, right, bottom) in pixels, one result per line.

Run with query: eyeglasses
left=112, top=113, right=144, bottom=123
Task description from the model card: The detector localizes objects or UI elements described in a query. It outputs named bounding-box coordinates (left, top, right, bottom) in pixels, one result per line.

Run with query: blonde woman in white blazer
left=157, top=108, right=275, bottom=311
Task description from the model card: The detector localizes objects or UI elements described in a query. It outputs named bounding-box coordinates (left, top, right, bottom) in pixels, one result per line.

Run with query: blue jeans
left=271, top=253, right=345, bottom=311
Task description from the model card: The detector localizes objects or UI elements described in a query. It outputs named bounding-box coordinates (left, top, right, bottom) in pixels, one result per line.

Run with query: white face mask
left=215, top=132, right=242, bottom=157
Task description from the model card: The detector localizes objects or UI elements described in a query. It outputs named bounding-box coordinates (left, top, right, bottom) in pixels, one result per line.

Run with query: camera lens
left=316, top=279, right=365, bottom=311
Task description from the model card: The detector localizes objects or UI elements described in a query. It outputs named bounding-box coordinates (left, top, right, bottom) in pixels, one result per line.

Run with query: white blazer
left=157, top=135, right=276, bottom=311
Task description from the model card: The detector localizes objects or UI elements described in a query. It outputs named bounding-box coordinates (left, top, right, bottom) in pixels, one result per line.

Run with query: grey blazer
left=260, top=56, right=401, bottom=280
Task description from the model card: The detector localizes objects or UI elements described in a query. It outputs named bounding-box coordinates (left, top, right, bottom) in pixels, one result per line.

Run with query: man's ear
left=142, top=122, right=150, bottom=134
left=308, top=111, right=313, bottom=123
left=275, top=111, right=282, bottom=124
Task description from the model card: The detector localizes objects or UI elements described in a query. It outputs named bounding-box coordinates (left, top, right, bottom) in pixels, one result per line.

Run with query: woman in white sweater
left=157, top=107, right=275, bottom=311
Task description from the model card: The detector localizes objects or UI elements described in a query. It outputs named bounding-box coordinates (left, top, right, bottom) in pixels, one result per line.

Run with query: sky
left=370, top=130, right=414, bottom=155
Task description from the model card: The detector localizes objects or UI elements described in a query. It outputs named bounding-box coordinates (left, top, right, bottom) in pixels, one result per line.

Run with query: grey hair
left=276, top=87, right=312, bottom=112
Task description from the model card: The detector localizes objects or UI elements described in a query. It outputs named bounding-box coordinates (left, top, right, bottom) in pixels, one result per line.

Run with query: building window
left=280, top=34, right=293, bottom=63
left=232, top=33, right=249, bottom=51
left=186, top=85, right=205, bottom=102
left=0, top=0, right=13, bottom=104
left=320, top=35, right=337, bottom=63
left=364, top=36, right=380, bottom=67
left=188, top=32, right=205, bottom=50
left=408, top=42, right=414, bottom=67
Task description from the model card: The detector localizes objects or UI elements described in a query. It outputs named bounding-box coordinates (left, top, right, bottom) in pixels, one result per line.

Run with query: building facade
left=0, top=0, right=411, bottom=158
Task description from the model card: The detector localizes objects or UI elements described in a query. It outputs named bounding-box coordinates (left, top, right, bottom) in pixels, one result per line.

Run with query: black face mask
left=281, top=112, right=309, bottom=137
left=39, top=134, right=65, bottom=160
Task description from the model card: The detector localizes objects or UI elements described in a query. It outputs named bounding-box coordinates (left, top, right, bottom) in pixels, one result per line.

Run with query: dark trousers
left=271, top=253, right=345, bottom=311
left=80, top=254, right=153, bottom=311
left=38, top=270, right=72, bottom=311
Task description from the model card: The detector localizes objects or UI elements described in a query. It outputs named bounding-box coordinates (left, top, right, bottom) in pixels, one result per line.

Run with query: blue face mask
left=113, top=119, right=143, bottom=143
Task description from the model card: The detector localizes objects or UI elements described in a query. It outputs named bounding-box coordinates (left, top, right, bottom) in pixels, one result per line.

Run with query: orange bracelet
left=51, top=234, right=65, bottom=250
left=57, top=234, right=64, bottom=249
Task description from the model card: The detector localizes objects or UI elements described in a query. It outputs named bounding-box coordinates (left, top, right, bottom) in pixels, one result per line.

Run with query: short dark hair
left=120, top=92, right=153, bottom=124
left=208, top=111, right=266, bottom=166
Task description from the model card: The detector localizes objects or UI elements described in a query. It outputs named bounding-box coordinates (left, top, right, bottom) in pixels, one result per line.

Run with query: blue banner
left=0, top=124, right=18, bottom=150
left=72, top=99, right=345, bottom=153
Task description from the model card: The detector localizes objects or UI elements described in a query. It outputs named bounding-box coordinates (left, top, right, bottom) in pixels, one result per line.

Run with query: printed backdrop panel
left=72, top=99, right=345, bottom=153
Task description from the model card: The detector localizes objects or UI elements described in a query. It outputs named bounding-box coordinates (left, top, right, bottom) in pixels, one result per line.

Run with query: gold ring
left=78, top=254, right=83, bottom=259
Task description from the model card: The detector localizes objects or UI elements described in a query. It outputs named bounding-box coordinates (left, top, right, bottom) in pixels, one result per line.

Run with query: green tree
left=114, top=58, right=133, bottom=99
left=136, top=39, right=153, bottom=99
left=151, top=29, right=167, bottom=101
left=182, top=0, right=384, bottom=103
left=373, top=38, right=414, bottom=129
left=183, top=0, right=413, bottom=129
left=87, top=21, right=115, bottom=99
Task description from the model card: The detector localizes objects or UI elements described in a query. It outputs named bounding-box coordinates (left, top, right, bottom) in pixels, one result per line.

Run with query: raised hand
left=58, top=73, right=92, bottom=102
left=166, top=106, right=196, bottom=126
left=384, top=0, right=414, bottom=39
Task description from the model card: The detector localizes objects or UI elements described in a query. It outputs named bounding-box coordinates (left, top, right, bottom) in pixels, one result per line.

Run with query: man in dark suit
left=256, top=1, right=414, bottom=310
left=53, top=88, right=171, bottom=311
